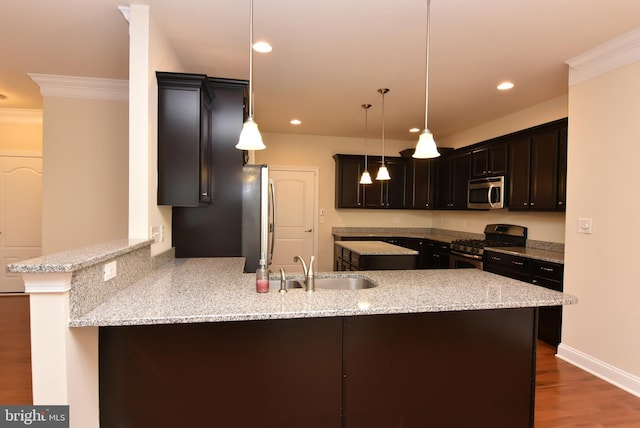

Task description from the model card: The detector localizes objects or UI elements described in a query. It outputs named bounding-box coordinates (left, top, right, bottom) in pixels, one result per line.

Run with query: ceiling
left=2, top=0, right=640, bottom=143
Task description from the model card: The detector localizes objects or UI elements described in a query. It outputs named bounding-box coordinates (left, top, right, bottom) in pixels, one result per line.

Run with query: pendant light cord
left=424, top=0, right=431, bottom=130
left=381, top=90, right=386, bottom=165
left=364, top=104, right=370, bottom=170
left=248, top=0, right=254, bottom=119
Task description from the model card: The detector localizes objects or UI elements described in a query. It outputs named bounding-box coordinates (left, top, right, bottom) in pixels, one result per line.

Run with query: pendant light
left=376, top=88, right=391, bottom=181
left=359, top=104, right=373, bottom=185
left=413, top=0, right=440, bottom=159
left=236, top=0, right=266, bottom=151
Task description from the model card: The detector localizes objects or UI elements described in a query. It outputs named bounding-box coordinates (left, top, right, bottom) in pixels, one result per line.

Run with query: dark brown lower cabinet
left=100, top=309, right=537, bottom=428
left=343, top=309, right=536, bottom=428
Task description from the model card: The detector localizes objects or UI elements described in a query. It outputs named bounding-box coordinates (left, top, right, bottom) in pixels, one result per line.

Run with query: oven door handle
left=450, top=250, right=483, bottom=260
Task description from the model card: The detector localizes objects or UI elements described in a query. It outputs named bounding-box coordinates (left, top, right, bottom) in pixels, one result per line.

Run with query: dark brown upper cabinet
left=157, top=72, right=213, bottom=207
left=408, top=157, right=435, bottom=210
left=434, top=151, right=470, bottom=210
left=508, top=120, right=567, bottom=211
left=470, top=142, right=507, bottom=178
left=334, top=155, right=409, bottom=209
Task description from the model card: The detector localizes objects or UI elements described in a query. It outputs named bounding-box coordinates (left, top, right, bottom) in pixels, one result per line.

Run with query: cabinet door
left=363, top=158, right=385, bottom=208
left=530, top=129, right=559, bottom=210
left=471, top=147, right=489, bottom=178
left=556, top=126, right=568, bottom=211
left=335, top=155, right=364, bottom=208
left=471, top=143, right=506, bottom=178
left=199, top=93, right=212, bottom=203
left=384, top=158, right=408, bottom=209
left=508, top=137, right=531, bottom=210
left=450, top=153, right=470, bottom=209
left=488, top=142, right=507, bottom=176
left=410, top=158, right=434, bottom=209
left=434, top=157, right=452, bottom=209
left=157, top=73, right=213, bottom=207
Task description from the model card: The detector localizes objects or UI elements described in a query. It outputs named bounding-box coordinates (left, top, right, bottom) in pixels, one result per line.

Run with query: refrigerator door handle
left=268, top=178, right=276, bottom=266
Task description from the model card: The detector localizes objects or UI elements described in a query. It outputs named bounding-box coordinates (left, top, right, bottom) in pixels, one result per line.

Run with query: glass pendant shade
left=359, top=170, right=373, bottom=184
left=413, top=129, right=440, bottom=158
left=235, top=117, right=266, bottom=150
left=376, top=165, right=391, bottom=181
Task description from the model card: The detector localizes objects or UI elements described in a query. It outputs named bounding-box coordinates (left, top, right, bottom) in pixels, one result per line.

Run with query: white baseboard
left=556, top=343, right=640, bottom=398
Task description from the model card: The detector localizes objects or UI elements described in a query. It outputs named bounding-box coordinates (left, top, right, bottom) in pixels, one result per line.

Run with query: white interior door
left=269, top=167, right=317, bottom=274
left=0, top=155, right=43, bottom=293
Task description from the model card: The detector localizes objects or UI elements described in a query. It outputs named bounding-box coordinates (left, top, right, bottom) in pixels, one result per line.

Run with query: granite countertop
left=333, top=230, right=461, bottom=244
left=7, top=239, right=153, bottom=273
left=70, top=257, right=577, bottom=327
left=332, top=227, right=565, bottom=264
left=484, top=247, right=564, bottom=264
left=335, top=241, right=419, bottom=255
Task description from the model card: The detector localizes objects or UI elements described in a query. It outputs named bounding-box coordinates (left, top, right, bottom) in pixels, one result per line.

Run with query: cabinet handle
left=202, top=192, right=208, bottom=196
left=540, top=266, right=554, bottom=272
left=512, top=261, right=524, bottom=266
left=558, top=201, right=564, bottom=205
left=532, top=279, right=538, bottom=284
left=491, top=256, right=501, bottom=261
left=523, top=202, right=528, bottom=206
left=531, top=202, right=535, bottom=206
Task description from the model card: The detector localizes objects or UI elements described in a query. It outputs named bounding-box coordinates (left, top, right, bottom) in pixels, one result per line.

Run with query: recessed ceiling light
left=409, top=128, right=420, bottom=133
left=290, top=119, right=301, bottom=125
left=497, top=81, right=515, bottom=90
left=253, top=41, right=272, bottom=53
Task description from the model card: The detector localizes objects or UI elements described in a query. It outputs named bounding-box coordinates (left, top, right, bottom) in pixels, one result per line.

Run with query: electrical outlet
left=151, top=225, right=164, bottom=243
left=104, top=261, right=117, bottom=281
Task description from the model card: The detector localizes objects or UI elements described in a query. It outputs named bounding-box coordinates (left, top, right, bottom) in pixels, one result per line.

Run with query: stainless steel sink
left=269, top=279, right=303, bottom=290
left=313, top=276, right=377, bottom=290
left=268, top=276, right=377, bottom=291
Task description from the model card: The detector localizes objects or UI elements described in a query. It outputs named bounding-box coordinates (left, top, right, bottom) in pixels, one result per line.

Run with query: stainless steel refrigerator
left=242, top=165, right=275, bottom=272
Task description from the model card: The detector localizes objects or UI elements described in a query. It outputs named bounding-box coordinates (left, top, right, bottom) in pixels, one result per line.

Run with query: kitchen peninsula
left=9, top=240, right=576, bottom=428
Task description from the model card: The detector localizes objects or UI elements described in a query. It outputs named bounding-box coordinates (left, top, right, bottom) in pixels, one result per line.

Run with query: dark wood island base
left=100, top=307, right=538, bottom=428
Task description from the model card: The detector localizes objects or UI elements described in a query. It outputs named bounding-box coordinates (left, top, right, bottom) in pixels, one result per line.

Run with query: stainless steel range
left=449, top=224, right=527, bottom=269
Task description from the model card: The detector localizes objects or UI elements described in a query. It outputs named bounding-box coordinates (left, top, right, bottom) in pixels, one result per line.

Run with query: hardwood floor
left=0, top=294, right=32, bottom=404
left=535, top=341, right=640, bottom=427
left=1, top=296, right=640, bottom=426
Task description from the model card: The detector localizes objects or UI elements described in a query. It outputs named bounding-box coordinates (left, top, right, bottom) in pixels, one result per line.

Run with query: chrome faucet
left=293, top=255, right=315, bottom=292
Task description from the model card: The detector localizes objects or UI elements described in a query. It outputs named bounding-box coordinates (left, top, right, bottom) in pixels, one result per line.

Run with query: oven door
left=449, top=251, right=483, bottom=269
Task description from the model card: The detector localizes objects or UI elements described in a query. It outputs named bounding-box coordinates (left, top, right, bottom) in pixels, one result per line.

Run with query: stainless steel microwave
left=467, top=176, right=505, bottom=209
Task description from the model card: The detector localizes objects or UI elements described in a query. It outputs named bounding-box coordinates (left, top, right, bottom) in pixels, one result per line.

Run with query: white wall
left=560, top=40, right=640, bottom=393
left=0, top=109, right=43, bottom=153
left=39, top=94, right=128, bottom=254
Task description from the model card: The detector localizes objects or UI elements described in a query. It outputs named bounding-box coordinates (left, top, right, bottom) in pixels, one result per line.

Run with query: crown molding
left=566, top=27, right=640, bottom=86
left=28, top=74, right=129, bottom=101
left=0, top=108, right=43, bottom=124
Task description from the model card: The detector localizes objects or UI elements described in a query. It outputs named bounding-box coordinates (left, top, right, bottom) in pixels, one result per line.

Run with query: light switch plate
left=577, top=218, right=593, bottom=234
